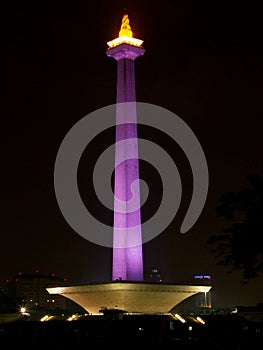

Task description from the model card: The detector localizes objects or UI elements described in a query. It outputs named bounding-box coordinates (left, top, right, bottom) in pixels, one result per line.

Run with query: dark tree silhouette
left=207, top=175, right=263, bottom=283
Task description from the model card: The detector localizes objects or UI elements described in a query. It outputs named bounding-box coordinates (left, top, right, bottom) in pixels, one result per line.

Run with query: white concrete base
left=47, top=281, right=211, bottom=315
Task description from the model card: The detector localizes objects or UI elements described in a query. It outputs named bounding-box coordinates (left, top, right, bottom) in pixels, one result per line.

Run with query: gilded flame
left=119, top=14, right=133, bottom=38
left=107, top=14, right=143, bottom=48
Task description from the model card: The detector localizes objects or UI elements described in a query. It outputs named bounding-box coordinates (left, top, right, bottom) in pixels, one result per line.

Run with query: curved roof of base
left=47, top=281, right=211, bottom=315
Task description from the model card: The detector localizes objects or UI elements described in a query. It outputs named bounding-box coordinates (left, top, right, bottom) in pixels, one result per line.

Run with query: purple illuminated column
left=106, top=43, right=145, bottom=281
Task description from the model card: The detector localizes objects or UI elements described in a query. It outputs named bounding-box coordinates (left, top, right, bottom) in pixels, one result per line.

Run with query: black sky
left=1, top=0, right=263, bottom=308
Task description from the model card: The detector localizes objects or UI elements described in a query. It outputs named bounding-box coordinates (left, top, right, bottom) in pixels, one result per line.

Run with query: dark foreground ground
left=0, top=314, right=262, bottom=349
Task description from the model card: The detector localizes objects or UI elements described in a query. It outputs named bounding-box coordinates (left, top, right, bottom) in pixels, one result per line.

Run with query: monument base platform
left=47, top=281, right=211, bottom=315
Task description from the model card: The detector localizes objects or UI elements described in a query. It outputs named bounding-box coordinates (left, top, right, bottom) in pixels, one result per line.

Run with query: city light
left=20, top=307, right=26, bottom=314
left=196, top=316, right=206, bottom=324
left=174, top=313, right=186, bottom=323
left=194, top=275, right=212, bottom=280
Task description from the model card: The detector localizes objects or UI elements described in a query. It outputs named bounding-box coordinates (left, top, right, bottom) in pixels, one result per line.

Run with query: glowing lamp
left=20, top=307, right=26, bottom=313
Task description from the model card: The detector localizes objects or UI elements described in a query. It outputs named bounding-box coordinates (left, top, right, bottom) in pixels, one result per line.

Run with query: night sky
left=1, top=0, right=263, bottom=308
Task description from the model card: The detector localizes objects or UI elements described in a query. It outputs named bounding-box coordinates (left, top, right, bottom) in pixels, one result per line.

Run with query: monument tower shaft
left=107, top=15, right=145, bottom=281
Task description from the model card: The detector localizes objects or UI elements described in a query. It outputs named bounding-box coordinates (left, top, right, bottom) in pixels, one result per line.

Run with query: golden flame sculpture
left=119, top=14, right=133, bottom=38
left=107, top=14, right=143, bottom=49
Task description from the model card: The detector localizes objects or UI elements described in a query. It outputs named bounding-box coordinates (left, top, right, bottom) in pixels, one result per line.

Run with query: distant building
left=5, top=271, right=85, bottom=315
left=146, top=268, right=163, bottom=282
left=194, top=274, right=212, bottom=309
left=232, top=304, right=263, bottom=323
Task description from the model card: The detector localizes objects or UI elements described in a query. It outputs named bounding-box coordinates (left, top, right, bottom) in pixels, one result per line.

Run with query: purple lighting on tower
left=106, top=15, right=145, bottom=281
